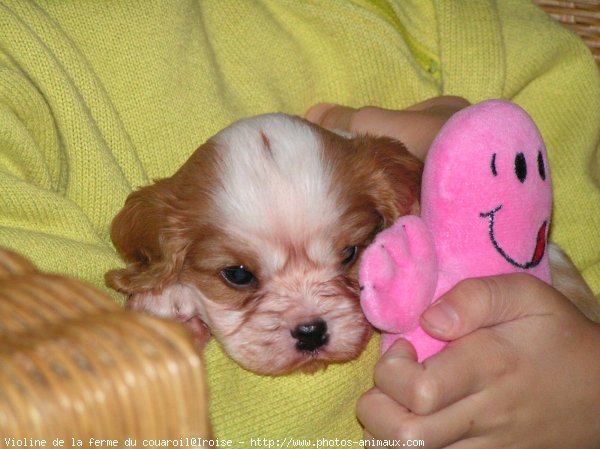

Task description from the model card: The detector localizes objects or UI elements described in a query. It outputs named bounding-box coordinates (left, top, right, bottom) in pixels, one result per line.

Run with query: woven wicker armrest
left=0, top=248, right=211, bottom=446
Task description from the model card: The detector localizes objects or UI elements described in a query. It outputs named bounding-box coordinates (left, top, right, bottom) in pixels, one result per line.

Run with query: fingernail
left=421, top=300, right=458, bottom=335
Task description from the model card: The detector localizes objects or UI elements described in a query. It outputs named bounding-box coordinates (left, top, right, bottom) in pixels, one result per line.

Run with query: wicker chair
left=1, top=1, right=598, bottom=445
left=0, top=248, right=211, bottom=445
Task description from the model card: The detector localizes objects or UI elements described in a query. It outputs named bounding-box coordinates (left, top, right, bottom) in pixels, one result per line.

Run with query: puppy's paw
left=359, top=215, right=438, bottom=333
left=179, top=315, right=212, bottom=351
left=127, top=284, right=211, bottom=351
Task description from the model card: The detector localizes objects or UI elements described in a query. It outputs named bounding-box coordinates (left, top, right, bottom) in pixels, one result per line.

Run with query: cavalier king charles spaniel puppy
left=106, top=114, right=422, bottom=375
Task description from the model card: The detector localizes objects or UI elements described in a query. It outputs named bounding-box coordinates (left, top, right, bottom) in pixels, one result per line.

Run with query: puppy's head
left=107, top=114, right=422, bottom=375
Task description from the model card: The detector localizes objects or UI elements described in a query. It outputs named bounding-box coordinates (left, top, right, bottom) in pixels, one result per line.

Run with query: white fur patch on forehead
left=212, top=114, right=342, bottom=257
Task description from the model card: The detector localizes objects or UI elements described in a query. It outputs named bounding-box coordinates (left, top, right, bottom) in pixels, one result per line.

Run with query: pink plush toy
left=359, top=100, right=552, bottom=361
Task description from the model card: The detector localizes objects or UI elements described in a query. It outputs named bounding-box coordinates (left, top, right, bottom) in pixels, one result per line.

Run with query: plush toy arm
left=359, top=215, right=438, bottom=334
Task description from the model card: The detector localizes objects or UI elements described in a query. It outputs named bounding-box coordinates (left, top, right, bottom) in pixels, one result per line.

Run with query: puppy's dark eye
left=341, top=246, right=359, bottom=268
left=220, top=266, right=257, bottom=288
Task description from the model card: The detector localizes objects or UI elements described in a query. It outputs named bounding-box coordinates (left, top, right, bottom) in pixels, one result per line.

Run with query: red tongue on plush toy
left=532, top=221, right=547, bottom=266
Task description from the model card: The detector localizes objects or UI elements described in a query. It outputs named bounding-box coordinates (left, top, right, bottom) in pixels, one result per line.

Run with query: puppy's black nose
left=291, top=319, right=329, bottom=352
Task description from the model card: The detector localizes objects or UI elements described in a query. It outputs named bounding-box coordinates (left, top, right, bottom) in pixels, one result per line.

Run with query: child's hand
left=305, top=96, right=470, bottom=161
left=357, top=274, right=600, bottom=448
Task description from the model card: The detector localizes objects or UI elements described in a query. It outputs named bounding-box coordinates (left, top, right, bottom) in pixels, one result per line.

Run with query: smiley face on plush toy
left=422, top=99, right=553, bottom=280
left=479, top=149, right=549, bottom=270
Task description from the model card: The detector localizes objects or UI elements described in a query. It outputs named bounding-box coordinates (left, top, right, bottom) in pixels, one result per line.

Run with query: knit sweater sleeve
left=0, top=3, right=147, bottom=299
left=0, top=87, right=122, bottom=300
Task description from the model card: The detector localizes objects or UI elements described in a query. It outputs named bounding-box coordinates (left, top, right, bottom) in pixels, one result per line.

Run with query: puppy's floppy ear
left=353, top=135, right=423, bottom=225
left=106, top=178, right=190, bottom=294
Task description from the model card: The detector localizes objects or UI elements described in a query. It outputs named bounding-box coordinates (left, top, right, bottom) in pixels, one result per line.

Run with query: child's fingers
left=373, top=338, right=482, bottom=416
left=403, top=95, right=469, bottom=112
left=356, top=387, right=412, bottom=444
left=305, top=97, right=470, bottom=161
left=420, top=274, right=564, bottom=341
left=358, top=384, right=483, bottom=449
left=305, top=104, right=406, bottom=138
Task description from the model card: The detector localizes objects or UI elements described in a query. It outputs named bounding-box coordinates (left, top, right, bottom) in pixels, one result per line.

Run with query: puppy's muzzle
left=291, top=319, right=329, bottom=353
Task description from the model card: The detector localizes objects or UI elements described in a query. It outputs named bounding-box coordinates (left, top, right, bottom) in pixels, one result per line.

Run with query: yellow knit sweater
left=1, top=0, right=599, bottom=442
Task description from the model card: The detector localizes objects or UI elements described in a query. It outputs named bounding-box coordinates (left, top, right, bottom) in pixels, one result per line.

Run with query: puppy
left=106, top=114, right=422, bottom=375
